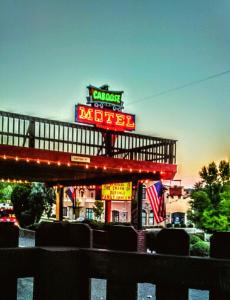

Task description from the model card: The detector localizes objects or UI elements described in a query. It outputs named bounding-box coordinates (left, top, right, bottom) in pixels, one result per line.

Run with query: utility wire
left=127, top=69, right=230, bottom=106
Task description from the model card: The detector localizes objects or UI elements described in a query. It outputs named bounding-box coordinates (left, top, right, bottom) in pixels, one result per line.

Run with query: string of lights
left=0, top=154, right=165, bottom=175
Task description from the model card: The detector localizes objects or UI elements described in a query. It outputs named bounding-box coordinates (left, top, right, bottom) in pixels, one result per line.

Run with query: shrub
left=187, top=223, right=194, bottom=228
left=190, top=241, right=210, bottom=256
left=190, top=234, right=202, bottom=245
left=82, top=219, right=105, bottom=230
left=166, top=223, right=173, bottom=228
left=180, top=223, right=186, bottom=228
left=174, top=223, right=180, bottom=228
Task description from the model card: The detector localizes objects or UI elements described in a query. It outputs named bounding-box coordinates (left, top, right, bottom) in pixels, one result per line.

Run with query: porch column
left=56, top=186, right=64, bottom=221
left=137, top=182, right=143, bottom=230
left=105, top=200, right=112, bottom=223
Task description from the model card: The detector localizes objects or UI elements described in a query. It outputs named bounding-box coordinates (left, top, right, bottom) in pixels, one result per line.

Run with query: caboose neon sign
left=75, top=104, right=135, bottom=131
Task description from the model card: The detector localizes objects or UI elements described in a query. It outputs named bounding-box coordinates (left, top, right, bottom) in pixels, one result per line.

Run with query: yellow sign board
left=102, top=182, right=132, bottom=201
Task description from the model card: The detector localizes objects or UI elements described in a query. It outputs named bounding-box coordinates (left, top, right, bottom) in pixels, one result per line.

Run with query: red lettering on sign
left=75, top=104, right=135, bottom=132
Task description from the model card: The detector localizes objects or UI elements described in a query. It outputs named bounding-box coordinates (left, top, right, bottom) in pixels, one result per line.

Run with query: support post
left=105, top=200, right=112, bottom=223
left=28, top=120, right=35, bottom=148
left=210, top=232, right=230, bottom=300
left=107, top=225, right=138, bottom=300
left=137, top=182, right=143, bottom=230
left=155, top=229, right=190, bottom=300
left=56, top=186, right=63, bottom=221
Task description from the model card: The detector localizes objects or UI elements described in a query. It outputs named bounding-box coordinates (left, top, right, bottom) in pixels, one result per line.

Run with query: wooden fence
left=1, top=222, right=230, bottom=300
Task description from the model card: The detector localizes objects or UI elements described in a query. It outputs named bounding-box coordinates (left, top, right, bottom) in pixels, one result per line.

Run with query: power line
left=127, top=69, right=230, bottom=106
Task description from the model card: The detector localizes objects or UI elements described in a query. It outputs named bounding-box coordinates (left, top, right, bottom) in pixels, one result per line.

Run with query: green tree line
left=188, top=160, right=230, bottom=232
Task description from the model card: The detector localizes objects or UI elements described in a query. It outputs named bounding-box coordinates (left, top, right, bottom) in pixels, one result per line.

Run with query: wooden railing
left=1, top=222, right=230, bottom=300
left=0, top=110, right=176, bottom=163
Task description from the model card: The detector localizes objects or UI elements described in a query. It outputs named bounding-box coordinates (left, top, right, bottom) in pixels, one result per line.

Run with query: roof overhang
left=0, top=145, right=177, bottom=186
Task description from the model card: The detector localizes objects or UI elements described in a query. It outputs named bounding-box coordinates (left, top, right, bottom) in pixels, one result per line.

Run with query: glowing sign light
left=102, top=182, right=132, bottom=200
left=87, top=85, right=124, bottom=110
left=75, top=104, right=135, bottom=132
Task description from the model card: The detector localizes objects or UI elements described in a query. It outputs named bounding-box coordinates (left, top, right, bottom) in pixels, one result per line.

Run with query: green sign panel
left=87, top=85, right=124, bottom=111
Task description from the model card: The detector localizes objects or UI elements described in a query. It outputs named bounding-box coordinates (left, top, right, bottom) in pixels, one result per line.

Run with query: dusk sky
left=1, top=1, right=230, bottom=187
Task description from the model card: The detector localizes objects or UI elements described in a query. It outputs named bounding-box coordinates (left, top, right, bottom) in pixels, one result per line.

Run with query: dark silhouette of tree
left=11, top=183, right=55, bottom=227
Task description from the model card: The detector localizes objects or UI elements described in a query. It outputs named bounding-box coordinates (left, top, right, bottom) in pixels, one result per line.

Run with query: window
left=149, top=211, right=154, bottom=225
left=86, top=208, right=94, bottom=220
left=63, top=207, right=67, bottom=217
left=171, top=212, right=185, bottom=224
left=142, top=210, right=147, bottom=225
left=142, top=185, right=146, bottom=200
left=112, top=210, right=119, bottom=222
left=120, top=212, right=128, bottom=222
left=80, top=189, right=84, bottom=198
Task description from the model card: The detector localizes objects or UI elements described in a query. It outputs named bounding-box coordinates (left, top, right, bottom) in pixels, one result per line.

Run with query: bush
left=190, top=241, right=210, bottom=256
left=190, top=234, right=202, bottom=245
left=166, top=223, right=173, bottom=228
left=180, top=223, right=186, bottom=228
left=11, top=183, right=55, bottom=228
left=82, top=219, right=105, bottom=230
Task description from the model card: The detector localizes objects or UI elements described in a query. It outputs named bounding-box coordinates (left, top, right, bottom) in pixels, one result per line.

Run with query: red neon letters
left=75, top=104, right=135, bottom=132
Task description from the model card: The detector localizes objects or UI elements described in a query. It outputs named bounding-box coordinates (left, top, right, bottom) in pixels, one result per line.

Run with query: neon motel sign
left=87, top=85, right=123, bottom=108
left=75, top=104, right=135, bottom=131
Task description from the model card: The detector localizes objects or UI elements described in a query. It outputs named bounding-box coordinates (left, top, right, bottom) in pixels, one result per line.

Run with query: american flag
left=66, top=187, right=75, bottom=204
left=146, top=181, right=166, bottom=224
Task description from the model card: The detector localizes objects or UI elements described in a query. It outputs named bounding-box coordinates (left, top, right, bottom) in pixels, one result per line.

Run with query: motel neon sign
left=75, top=104, right=135, bottom=132
left=87, top=85, right=124, bottom=111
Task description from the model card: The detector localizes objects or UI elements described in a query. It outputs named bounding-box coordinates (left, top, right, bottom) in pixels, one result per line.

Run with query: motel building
left=61, top=182, right=192, bottom=227
left=0, top=84, right=177, bottom=229
left=61, top=184, right=132, bottom=223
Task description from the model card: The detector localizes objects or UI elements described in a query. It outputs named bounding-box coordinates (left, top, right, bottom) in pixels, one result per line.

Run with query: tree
left=11, top=182, right=55, bottom=227
left=11, top=184, right=32, bottom=227
left=93, top=200, right=104, bottom=220
left=188, top=160, right=230, bottom=232
left=0, top=182, right=13, bottom=202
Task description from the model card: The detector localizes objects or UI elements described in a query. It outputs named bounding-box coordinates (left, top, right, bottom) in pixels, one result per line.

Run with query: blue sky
left=1, top=0, right=230, bottom=186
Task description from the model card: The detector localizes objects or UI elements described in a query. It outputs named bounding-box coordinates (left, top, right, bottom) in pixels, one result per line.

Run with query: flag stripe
left=146, top=181, right=166, bottom=224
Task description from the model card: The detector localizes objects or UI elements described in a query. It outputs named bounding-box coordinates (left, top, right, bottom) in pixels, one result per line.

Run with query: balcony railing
left=0, top=110, right=176, bottom=164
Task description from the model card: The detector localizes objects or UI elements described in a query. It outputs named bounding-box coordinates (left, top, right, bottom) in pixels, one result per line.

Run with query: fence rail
left=0, top=110, right=176, bottom=163
left=1, top=223, right=230, bottom=300
left=1, top=246, right=230, bottom=300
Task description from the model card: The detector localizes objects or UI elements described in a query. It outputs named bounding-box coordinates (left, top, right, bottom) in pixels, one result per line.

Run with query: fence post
left=210, top=232, right=230, bottom=300
left=155, top=229, right=190, bottom=300
left=0, top=223, right=19, bottom=300
left=106, top=225, right=138, bottom=300
left=34, top=222, right=92, bottom=300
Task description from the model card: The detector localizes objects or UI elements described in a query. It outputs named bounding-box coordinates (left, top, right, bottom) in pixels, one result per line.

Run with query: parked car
left=0, top=208, right=18, bottom=225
